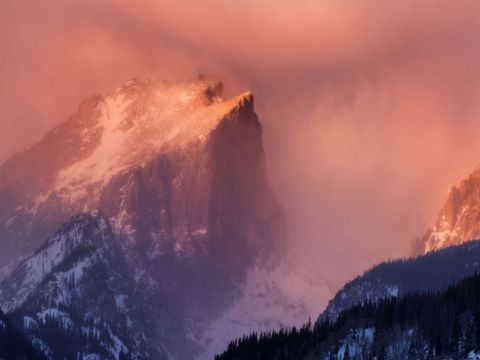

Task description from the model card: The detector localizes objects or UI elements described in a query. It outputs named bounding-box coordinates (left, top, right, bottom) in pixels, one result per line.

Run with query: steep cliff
left=0, top=78, right=285, bottom=273
left=416, top=167, right=480, bottom=254
left=0, top=78, right=292, bottom=359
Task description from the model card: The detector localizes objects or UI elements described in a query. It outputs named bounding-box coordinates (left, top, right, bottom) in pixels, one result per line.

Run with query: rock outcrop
left=415, top=167, right=480, bottom=254
left=0, top=78, right=290, bottom=359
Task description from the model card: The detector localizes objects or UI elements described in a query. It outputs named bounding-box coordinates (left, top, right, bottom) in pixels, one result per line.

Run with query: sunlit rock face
left=0, top=78, right=285, bottom=270
left=415, top=166, right=480, bottom=254
left=0, top=78, right=291, bottom=359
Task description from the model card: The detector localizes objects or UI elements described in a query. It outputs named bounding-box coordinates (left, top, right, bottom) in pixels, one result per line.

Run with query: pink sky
left=1, top=0, right=480, bottom=285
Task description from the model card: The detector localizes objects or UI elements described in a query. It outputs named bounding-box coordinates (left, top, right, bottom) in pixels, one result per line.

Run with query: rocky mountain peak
left=0, top=78, right=288, bottom=359
left=0, top=79, right=274, bottom=267
left=415, top=166, right=480, bottom=254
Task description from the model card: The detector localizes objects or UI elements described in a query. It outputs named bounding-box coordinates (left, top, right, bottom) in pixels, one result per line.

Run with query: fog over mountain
left=2, top=0, right=480, bottom=298
left=0, top=78, right=332, bottom=359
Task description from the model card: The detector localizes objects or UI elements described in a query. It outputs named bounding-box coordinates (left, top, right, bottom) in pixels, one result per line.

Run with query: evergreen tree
left=343, top=342, right=350, bottom=360
left=216, top=273, right=480, bottom=360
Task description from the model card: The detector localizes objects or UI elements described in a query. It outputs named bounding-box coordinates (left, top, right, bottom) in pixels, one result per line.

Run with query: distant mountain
left=0, top=307, right=45, bottom=360
left=0, top=212, right=166, bottom=359
left=216, top=272, right=480, bottom=360
left=320, top=240, right=480, bottom=322
left=415, top=166, right=480, bottom=254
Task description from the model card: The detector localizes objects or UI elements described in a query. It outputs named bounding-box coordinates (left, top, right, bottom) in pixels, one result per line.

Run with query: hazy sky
left=2, top=0, right=480, bottom=286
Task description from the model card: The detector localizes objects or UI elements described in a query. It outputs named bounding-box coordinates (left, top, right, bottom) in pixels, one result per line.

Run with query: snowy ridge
left=321, top=240, right=480, bottom=323
left=0, top=212, right=167, bottom=360
left=0, top=211, right=111, bottom=313
left=322, top=280, right=400, bottom=322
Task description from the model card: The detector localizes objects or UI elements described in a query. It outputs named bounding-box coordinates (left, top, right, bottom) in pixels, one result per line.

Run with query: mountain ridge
left=416, top=166, right=480, bottom=254
left=216, top=270, right=480, bottom=360
left=0, top=211, right=166, bottom=359
left=320, top=240, right=480, bottom=323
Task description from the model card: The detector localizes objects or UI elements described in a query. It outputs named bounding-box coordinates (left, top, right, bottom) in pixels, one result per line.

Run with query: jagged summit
left=416, top=166, right=480, bottom=254
left=0, top=78, right=252, bottom=203
left=0, top=78, right=273, bottom=267
left=0, top=77, right=287, bottom=359
left=55, top=78, right=253, bottom=197
left=322, top=240, right=480, bottom=323
left=0, top=211, right=116, bottom=313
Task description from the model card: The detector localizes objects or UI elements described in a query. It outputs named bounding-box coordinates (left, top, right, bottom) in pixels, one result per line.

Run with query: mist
left=2, top=0, right=480, bottom=289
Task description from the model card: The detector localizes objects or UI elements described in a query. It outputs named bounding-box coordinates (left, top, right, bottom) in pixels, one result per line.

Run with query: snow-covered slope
left=1, top=211, right=115, bottom=312
left=319, top=240, right=480, bottom=323
left=0, top=212, right=166, bottom=360
left=416, top=166, right=480, bottom=254
left=218, top=271, right=480, bottom=360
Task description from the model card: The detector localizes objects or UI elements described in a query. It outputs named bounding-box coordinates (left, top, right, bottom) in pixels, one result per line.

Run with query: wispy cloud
left=1, top=0, right=480, bottom=284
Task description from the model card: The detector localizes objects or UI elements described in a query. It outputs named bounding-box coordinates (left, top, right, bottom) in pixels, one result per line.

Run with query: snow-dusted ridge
left=0, top=211, right=112, bottom=313
left=0, top=211, right=167, bottom=359
left=36, top=80, right=254, bottom=211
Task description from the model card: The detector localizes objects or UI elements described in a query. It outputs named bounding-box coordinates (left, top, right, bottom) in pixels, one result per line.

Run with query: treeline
left=8, top=311, right=134, bottom=360
left=216, top=272, right=480, bottom=360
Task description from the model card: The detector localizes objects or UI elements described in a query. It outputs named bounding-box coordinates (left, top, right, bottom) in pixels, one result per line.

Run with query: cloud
left=1, top=0, right=480, bottom=286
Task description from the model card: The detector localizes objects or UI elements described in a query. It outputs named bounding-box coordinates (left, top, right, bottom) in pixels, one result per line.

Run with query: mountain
left=320, top=240, right=480, bottom=322
left=0, top=211, right=326, bottom=360
left=0, top=211, right=166, bottom=359
left=215, top=272, right=480, bottom=360
left=0, top=78, right=316, bottom=359
left=0, top=77, right=285, bottom=271
left=415, top=166, right=480, bottom=254
left=0, top=307, right=45, bottom=360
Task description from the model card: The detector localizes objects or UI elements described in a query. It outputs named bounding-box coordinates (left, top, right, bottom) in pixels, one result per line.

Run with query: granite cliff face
left=415, top=167, right=480, bottom=254
left=0, top=78, right=284, bottom=272
left=0, top=78, right=297, bottom=359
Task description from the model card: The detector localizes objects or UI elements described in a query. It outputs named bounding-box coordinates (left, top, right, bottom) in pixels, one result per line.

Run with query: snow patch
left=23, top=316, right=38, bottom=330
left=386, top=285, right=399, bottom=297
left=37, top=308, right=74, bottom=330
left=114, top=294, right=127, bottom=312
